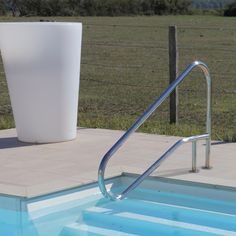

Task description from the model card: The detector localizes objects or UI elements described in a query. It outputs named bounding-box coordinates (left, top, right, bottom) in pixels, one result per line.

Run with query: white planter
left=0, top=22, right=82, bottom=143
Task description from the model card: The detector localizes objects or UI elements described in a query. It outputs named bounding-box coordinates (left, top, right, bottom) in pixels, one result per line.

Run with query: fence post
left=169, top=25, right=179, bottom=124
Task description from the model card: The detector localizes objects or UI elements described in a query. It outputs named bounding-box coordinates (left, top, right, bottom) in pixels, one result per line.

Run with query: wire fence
left=0, top=20, right=235, bottom=140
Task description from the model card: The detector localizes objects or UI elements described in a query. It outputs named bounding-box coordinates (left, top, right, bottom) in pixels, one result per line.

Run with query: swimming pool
left=1, top=174, right=236, bottom=236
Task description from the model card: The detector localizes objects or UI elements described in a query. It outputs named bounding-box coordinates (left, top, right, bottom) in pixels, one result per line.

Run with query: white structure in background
left=0, top=22, right=82, bottom=143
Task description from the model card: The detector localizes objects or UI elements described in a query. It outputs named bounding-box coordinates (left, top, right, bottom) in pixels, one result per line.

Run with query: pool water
left=1, top=175, right=236, bottom=236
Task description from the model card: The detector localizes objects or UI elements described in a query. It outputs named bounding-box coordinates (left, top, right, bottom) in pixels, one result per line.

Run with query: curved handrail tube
left=118, top=133, right=209, bottom=200
left=98, top=61, right=211, bottom=201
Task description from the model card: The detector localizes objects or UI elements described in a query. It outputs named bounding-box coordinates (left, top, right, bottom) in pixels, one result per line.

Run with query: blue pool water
left=1, top=175, right=236, bottom=236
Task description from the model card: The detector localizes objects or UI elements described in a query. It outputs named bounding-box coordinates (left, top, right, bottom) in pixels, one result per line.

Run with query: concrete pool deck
left=0, top=128, right=235, bottom=198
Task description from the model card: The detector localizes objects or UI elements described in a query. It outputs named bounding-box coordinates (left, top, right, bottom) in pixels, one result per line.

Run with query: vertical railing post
left=204, top=72, right=212, bottom=169
left=190, top=140, right=198, bottom=172
left=169, top=25, right=179, bottom=124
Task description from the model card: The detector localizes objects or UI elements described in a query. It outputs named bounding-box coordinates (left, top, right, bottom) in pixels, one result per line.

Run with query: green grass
left=0, top=15, right=235, bottom=141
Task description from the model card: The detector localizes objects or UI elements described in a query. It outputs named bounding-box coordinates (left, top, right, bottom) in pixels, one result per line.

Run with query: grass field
left=0, top=15, right=235, bottom=141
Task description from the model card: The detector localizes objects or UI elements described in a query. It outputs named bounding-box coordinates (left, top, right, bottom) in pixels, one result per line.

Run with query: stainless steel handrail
left=98, top=60, right=211, bottom=201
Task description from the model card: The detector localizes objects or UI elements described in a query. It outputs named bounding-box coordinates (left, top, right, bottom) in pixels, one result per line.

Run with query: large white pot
left=0, top=22, right=82, bottom=143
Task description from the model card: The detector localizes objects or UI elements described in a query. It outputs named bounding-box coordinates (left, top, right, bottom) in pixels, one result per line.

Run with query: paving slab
left=0, top=128, right=235, bottom=198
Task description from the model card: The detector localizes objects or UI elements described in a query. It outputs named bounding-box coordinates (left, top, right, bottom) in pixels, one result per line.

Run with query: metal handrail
left=98, top=60, right=211, bottom=201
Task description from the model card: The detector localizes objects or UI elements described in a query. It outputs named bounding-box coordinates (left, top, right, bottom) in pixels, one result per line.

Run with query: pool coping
left=1, top=173, right=236, bottom=214
left=0, top=128, right=235, bottom=198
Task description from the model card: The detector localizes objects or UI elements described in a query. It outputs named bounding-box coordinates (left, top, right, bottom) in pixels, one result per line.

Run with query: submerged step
left=61, top=223, right=137, bottom=236
left=83, top=206, right=236, bottom=236
left=128, top=187, right=236, bottom=215
left=102, top=198, right=236, bottom=232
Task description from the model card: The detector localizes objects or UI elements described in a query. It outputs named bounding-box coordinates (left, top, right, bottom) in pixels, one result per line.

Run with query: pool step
left=81, top=206, right=236, bottom=236
left=129, top=187, right=236, bottom=215
left=61, top=223, right=136, bottom=236
left=61, top=188, right=236, bottom=236
left=114, top=184, right=236, bottom=216
left=61, top=199, right=236, bottom=236
left=102, top=199, right=236, bottom=231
